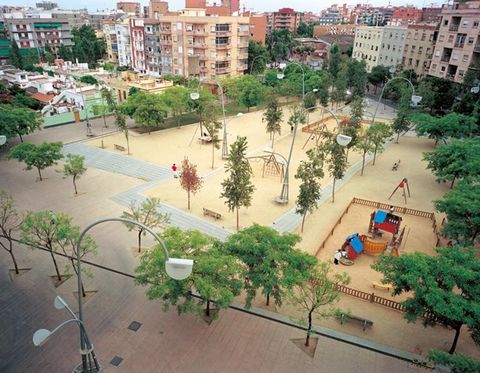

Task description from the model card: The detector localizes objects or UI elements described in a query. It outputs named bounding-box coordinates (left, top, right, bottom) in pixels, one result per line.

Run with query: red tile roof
left=31, top=92, right=55, bottom=104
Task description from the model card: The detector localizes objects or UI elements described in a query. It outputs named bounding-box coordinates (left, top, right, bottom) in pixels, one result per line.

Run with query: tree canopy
left=413, top=113, right=476, bottom=145
left=262, top=95, right=283, bottom=149
left=71, top=25, right=105, bottom=68
left=248, top=40, right=270, bottom=74
left=0, top=105, right=42, bottom=142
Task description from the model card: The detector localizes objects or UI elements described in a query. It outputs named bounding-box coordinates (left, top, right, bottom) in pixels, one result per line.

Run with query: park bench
left=337, top=313, right=374, bottom=332
left=371, top=281, right=392, bottom=291
left=114, top=144, right=126, bottom=152
left=203, top=208, right=222, bottom=220
left=198, top=136, right=212, bottom=144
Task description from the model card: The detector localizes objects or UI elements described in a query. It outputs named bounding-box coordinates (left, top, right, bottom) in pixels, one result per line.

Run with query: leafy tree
left=319, top=133, right=348, bottom=202
left=268, top=29, right=292, bottom=62
left=303, top=91, right=317, bottom=114
left=373, top=247, right=480, bottom=354
left=416, top=78, right=436, bottom=114
left=162, top=86, right=189, bottom=127
left=113, top=110, right=130, bottom=154
left=121, top=197, right=170, bottom=253
left=179, top=159, right=202, bottom=210
left=328, top=44, right=341, bottom=78
left=288, top=261, right=350, bottom=347
left=366, top=122, right=393, bottom=165
left=435, top=179, right=480, bottom=244
left=346, top=59, right=367, bottom=98
left=0, top=105, right=42, bottom=142
left=316, top=73, right=330, bottom=108
left=428, top=350, right=480, bottom=373
left=349, top=96, right=365, bottom=128
left=224, top=224, right=317, bottom=307
left=391, top=87, right=412, bottom=143
left=355, top=131, right=375, bottom=176
left=194, top=87, right=218, bottom=140
left=248, top=40, right=270, bottom=74
left=63, top=154, right=87, bottom=195
left=235, top=75, right=265, bottom=112
left=128, top=86, right=140, bottom=96
left=262, top=95, right=283, bottom=148
left=121, top=92, right=168, bottom=134
left=12, top=94, right=43, bottom=110
left=57, top=44, right=73, bottom=61
left=9, top=40, right=23, bottom=69
left=368, top=65, right=391, bottom=94
left=72, top=25, right=105, bottom=68
left=79, top=75, right=98, bottom=85
left=295, top=147, right=324, bottom=232
left=288, top=104, right=306, bottom=131
left=423, top=138, right=480, bottom=188
left=136, top=228, right=242, bottom=320
left=203, top=113, right=222, bottom=169
left=263, top=69, right=281, bottom=87
left=220, top=137, right=255, bottom=230
left=331, top=64, right=348, bottom=108
left=0, top=191, right=23, bottom=274
left=43, top=43, right=55, bottom=64
left=416, top=76, right=458, bottom=114
left=8, top=142, right=63, bottom=181
left=94, top=87, right=115, bottom=128
left=413, top=113, right=476, bottom=145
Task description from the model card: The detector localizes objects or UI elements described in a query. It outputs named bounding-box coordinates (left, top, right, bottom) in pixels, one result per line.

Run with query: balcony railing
left=237, top=64, right=248, bottom=71
left=215, top=67, right=231, bottom=74
left=216, top=43, right=231, bottom=49
left=160, top=28, right=171, bottom=34
left=474, top=45, right=480, bottom=53
left=448, top=24, right=459, bottom=32
left=160, top=40, right=172, bottom=45
left=215, top=30, right=231, bottom=36
left=440, top=56, right=451, bottom=63
left=454, top=42, right=465, bottom=48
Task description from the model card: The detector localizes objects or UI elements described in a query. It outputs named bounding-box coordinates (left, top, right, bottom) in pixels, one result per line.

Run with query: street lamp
left=249, top=55, right=269, bottom=75
left=274, top=105, right=349, bottom=204
left=33, top=296, right=101, bottom=372
left=72, top=217, right=193, bottom=373
left=471, top=86, right=479, bottom=94
left=0, top=135, right=6, bottom=146
left=277, top=61, right=305, bottom=99
left=371, top=77, right=421, bottom=124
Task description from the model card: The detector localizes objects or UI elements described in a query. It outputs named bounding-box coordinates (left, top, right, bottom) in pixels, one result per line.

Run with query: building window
left=468, top=37, right=474, bottom=44
left=459, top=70, right=464, bottom=77
left=474, top=21, right=479, bottom=28
left=443, top=19, right=448, bottom=26
left=463, top=54, right=469, bottom=62
left=431, top=63, right=437, bottom=70
left=439, top=35, right=444, bottom=42
left=441, top=66, right=446, bottom=72
left=448, top=35, right=454, bottom=43
left=462, top=20, right=469, bottom=27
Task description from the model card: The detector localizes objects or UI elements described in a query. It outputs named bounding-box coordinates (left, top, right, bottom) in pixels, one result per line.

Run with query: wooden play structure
left=246, top=153, right=285, bottom=181
left=301, top=119, right=328, bottom=149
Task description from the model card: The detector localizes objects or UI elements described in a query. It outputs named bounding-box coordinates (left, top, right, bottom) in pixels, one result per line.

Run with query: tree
left=63, top=154, right=87, bottom=195
left=346, top=59, right=367, bottom=98
left=319, top=133, right=348, bottom=202
left=355, top=131, right=375, bottom=176
left=43, top=43, right=55, bottom=64
left=288, top=261, right=350, bottom=347
left=98, top=87, right=116, bottom=128
left=71, top=25, right=105, bottom=68
left=423, top=138, right=480, bottom=188
left=372, top=247, right=480, bottom=354
left=113, top=110, right=130, bottom=154
left=435, top=179, right=480, bottom=245
left=316, top=74, right=330, bottom=108
left=12, top=94, right=43, bottom=110
left=162, top=86, right=189, bottom=127
left=128, top=86, right=140, bottom=96
left=203, top=115, right=222, bottom=169
left=121, top=197, right=170, bottom=253
left=366, top=122, right=393, bottom=165
left=303, top=91, right=317, bottom=114
left=0, top=105, right=42, bottom=142
left=237, top=75, right=265, bottom=111
left=368, top=65, right=390, bottom=94
left=268, top=29, right=292, bottom=62
left=391, top=87, right=412, bottom=143
left=79, top=75, right=98, bottom=85
left=220, top=137, right=255, bottom=230
left=331, top=65, right=348, bottom=108
left=57, top=44, right=73, bottom=61
left=136, top=228, right=242, bottom=320
left=123, top=93, right=168, bottom=134
left=262, top=95, right=283, bottom=149
left=21, top=211, right=96, bottom=294
left=248, top=40, right=270, bottom=74
left=224, top=224, right=317, bottom=307
left=428, top=350, right=480, bottom=373
left=295, top=147, right=324, bottom=232
left=328, top=44, right=341, bottom=78
left=416, top=78, right=436, bottom=114
left=413, top=113, right=476, bottom=145
left=0, top=191, right=23, bottom=274
left=179, top=159, right=202, bottom=210
left=416, top=76, right=458, bottom=114
left=9, top=40, right=23, bottom=69
left=8, top=142, right=63, bottom=181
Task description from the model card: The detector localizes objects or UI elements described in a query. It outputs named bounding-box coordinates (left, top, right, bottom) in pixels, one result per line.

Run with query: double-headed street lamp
left=274, top=105, right=351, bottom=204
left=33, top=217, right=194, bottom=373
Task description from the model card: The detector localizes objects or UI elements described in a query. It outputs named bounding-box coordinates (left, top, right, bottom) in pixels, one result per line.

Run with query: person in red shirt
left=172, top=163, right=178, bottom=178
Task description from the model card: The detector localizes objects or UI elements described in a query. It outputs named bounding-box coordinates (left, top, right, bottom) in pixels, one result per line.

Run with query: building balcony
left=440, top=56, right=451, bottom=63
left=238, top=42, right=249, bottom=48
left=193, top=43, right=208, bottom=49
left=160, top=40, right=172, bottom=45
left=238, top=30, right=249, bottom=36
left=160, top=29, right=171, bottom=34
left=448, top=25, right=459, bottom=32
left=474, top=44, right=480, bottom=53
left=454, top=42, right=465, bottom=48
left=216, top=43, right=231, bottom=49
left=238, top=54, right=248, bottom=59
left=216, top=56, right=231, bottom=61
left=216, top=30, right=231, bottom=36
left=215, top=67, right=231, bottom=74
left=237, top=64, right=248, bottom=71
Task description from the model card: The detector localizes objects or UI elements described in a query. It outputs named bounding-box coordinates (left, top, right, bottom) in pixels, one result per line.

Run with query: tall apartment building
left=144, top=19, right=160, bottom=76
left=242, top=12, right=267, bottom=45
left=428, top=0, right=480, bottom=83
left=149, top=0, right=169, bottom=19
left=0, top=21, right=10, bottom=65
left=272, top=8, right=298, bottom=33
left=402, top=24, right=436, bottom=77
left=5, top=18, right=72, bottom=54
left=129, top=18, right=146, bottom=73
left=352, top=25, right=407, bottom=72
left=103, top=20, right=118, bottom=63
left=116, top=19, right=132, bottom=67
left=390, top=7, right=422, bottom=26
left=36, top=1, right=58, bottom=10
left=51, top=9, right=88, bottom=29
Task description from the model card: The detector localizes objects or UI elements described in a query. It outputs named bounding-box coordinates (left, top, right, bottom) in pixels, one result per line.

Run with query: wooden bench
left=371, top=281, right=392, bottom=291
left=114, top=144, right=126, bottom=152
left=203, top=208, right=222, bottom=220
left=337, top=313, right=373, bottom=332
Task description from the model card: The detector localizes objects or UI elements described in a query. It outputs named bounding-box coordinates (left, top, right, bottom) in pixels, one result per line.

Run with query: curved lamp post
left=275, top=105, right=350, bottom=204
left=73, top=217, right=193, bottom=373
left=371, top=77, right=422, bottom=124
left=277, top=61, right=305, bottom=99
left=249, top=55, right=269, bottom=75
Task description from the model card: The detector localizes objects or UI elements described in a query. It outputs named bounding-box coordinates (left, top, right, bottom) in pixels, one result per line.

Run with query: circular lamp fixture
left=190, top=92, right=200, bottom=100
left=165, top=258, right=194, bottom=280
left=33, top=329, right=51, bottom=347
left=471, top=86, right=480, bottom=94
left=278, top=63, right=287, bottom=70
left=411, top=95, right=422, bottom=105
left=277, top=73, right=285, bottom=80
left=389, top=66, right=396, bottom=74
left=0, top=135, right=6, bottom=146
left=336, top=134, right=352, bottom=147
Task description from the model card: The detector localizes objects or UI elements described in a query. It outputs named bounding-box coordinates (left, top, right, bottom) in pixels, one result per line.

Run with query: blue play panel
left=374, top=210, right=388, bottom=224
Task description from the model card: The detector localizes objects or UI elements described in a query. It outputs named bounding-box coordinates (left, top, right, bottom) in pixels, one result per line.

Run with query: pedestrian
left=171, top=163, right=178, bottom=178
left=290, top=125, right=294, bottom=133
left=333, top=250, right=342, bottom=265
left=341, top=247, right=347, bottom=258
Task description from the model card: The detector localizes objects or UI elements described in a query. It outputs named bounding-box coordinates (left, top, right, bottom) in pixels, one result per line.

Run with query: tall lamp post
left=274, top=105, right=351, bottom=204
left=249, top=55, right=269, bottom=75
left=278, top=61, right=305, bottom=100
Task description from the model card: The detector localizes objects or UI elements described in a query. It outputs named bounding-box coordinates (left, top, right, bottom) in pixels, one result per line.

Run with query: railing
left=454, top=42, right=464, bottom=48
left=216, top=43, right=231, bottom=49
left=215, top=67, right=231, bottom=74
left=448, top=24, right=459, bottom=32
left=237, top=64, right=248, bottom=71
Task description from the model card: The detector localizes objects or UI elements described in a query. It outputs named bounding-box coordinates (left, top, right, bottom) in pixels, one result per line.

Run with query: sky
left=2, top=0, right=435, bottom=12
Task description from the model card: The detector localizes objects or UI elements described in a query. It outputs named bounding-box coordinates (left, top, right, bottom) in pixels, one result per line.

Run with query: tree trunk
left=211, top=143, right=215, bottom=169
left=301, top=212, right=307, bottom=233
left=345, top=147, right=349, bottom=162
left=206, top=299, right=210, bottom=317
left=450, top=177, right=456, bottom=189
left=266, top=292, right=270, bottom=306
left=187, top=190, right=191, bottom=210
left=9, top=239, right=19, bottom=274
left=236, top=207, right=239, bottom=231
left=361, top=150, right=366, bottom=176
left=138, top=229, right=142, bottom=253
left=373, top=147, right=378, bottom=165
left=125, top=133, right=130, bottom=155
left=103, top=114, right=108, bottom=128
left=37, top=167, right=43, bottom=181
left=449, top=324, right=462, bottom=354
left=73, top=175, right=78, bottom=195
left=396, top=131, right=400, bottom=144
left=70, top=259, right=86, bottom=297
left=306, top=309, right=314, bottom=347
left=50, top=249, right=62, bottom=281
left=19, top=133, right=24, bottom=143
left=332, top=178, right=336, bottom=203
left=470, top=228, right=479, bottom=246
left=271, top=133, right=275, bottom=149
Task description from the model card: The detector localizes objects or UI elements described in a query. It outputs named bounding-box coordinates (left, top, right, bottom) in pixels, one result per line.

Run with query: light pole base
left=73, top=363, right=102, bottom=373
left=275, top=196, right=288, bottom=204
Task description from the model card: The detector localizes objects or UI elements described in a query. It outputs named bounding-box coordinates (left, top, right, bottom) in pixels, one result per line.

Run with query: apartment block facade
left=129, top=18, right=146, bottom=73
left=103, top=20, right=118, bottom=63
left=428, top=0, right=480, bottom=83
left=401, top=24, right=436, bottom=77
left=116, top=19, right=131, bottom=67
left=352, top=25, right=407, bottom=72
left=144, top=19, right=160, bottom=76
left=272, top=8, right=298, bottom=33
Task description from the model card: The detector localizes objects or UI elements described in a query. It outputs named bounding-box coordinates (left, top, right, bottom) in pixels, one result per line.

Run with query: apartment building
left=117, top=1, right=141, bottom=17
left=352, top=25, right=407, bottom=72
left=243, top=12, right=267, bottom=45
left=149, top=0, right=169, bottom=19
left=0, top=21, right=10, bottom=65
left=272, top=8, right=298, bottom=33
left=5, top=18, right=73, bottom=54
left=428, top=0, right=480, bottom=83
left=402, top=24, right=436, bottom=77
left=156, top=9, right=249, bottom=79
left=129, top=18, right=146, bottom=73
left=390, top=7, right=422, bottom=26
left=144, top=19, right=161, bottom=76
left=116, top=19, right=131, bottom=67
left=103, top=20, right=118, bottom=63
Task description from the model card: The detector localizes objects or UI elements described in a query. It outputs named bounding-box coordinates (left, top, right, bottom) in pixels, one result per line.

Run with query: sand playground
left=85, top=105, right=480, bottom=356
